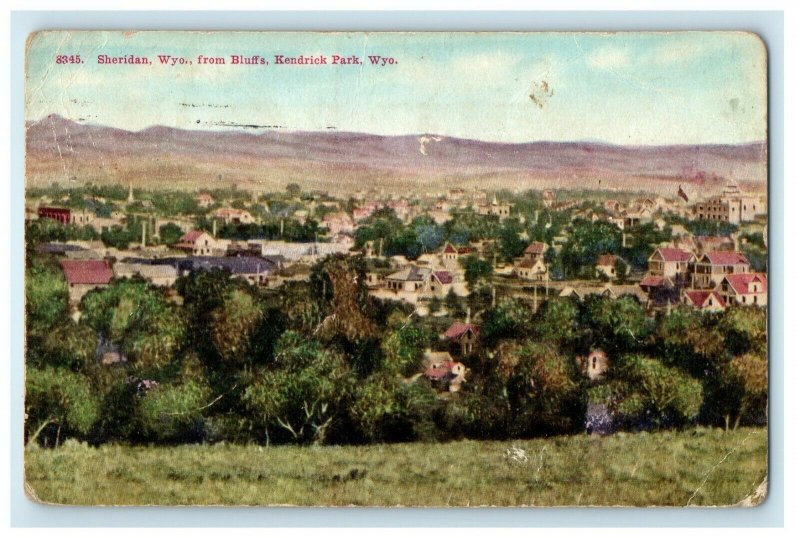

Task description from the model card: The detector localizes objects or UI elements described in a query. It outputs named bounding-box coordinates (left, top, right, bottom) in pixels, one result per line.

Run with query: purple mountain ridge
left=26, top=114, right=767, bottom=195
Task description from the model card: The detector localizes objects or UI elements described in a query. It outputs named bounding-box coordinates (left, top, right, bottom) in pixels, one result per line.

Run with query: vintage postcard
left=23, top=31, right=768, bottom=507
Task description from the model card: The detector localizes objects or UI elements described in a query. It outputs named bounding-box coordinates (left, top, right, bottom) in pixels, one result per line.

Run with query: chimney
left=212, top=219, right=217, bottom=238
left=465, top=306, right=471, bottom=325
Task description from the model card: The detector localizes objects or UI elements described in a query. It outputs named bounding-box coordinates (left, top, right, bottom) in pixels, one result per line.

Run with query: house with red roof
left=523, top=241, right=548, bottom=262
left=174, top=230, right=216, bottom=256
left=424, top=358, right=467, bottom=393
left=691, top=251, right=750, bottom=289
left=646, top=247, right=694, bottom=283
left=441, top=242, right=475, bottom=270
left=604, top=199, right=622, bottom=214
left=60, top=259, right=114, bottom=304
left=595, top=254, right=628, bottom=280
left=682, top=290, right=727, bottom=312
left=321, top=211, right=354, bottom=235
left=212, top=207, right=255, bottom=225
left=717, top=273, right=767, bottom=307
left=515, top=256, right=549, bottom=281
left=195, top=192, right=215, bottom=208
left=443, top=320, right=479, bottom=356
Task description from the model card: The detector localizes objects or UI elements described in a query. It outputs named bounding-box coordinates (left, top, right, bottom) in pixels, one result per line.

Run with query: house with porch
left=691, top=251, right=750, bottom=289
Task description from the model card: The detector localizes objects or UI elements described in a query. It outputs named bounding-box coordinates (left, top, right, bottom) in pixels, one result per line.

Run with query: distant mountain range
left=26, top=114, right=768, bottom=196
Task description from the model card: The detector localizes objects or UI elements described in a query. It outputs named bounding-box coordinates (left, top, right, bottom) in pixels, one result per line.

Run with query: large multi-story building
left=693, top=183, right=764, bottom=224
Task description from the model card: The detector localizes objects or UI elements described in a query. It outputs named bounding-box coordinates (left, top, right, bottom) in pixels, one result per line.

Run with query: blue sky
left=26, top=31, right=766, bottom=145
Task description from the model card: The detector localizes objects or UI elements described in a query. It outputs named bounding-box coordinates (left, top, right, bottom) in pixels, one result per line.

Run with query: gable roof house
left=441, top=242, right=476, bottom=269
left=212, top=207, right=255, bottom=225
left=515, top=256, right=549, bottom=281
left=195, top=192, right=215, bottom=208
left=443, top=320, right=479, bottom=356
left=682, top=290, right=727, bottom=312
left=595, top=254, right=628, bottom=280
left=174, top=230, right=217, bottom=256
left=646, top=247, right=694, bottom=282
left=321, top=211, right=355, bottom=235
left=384, top=265, right=433, bottom=294
left=691, top=251, right=750, bottom=289
left=424, top=358, right=467, bottom=393
left=523, top=241, right=548, bottom=261
left=717, top=273, right=768, bottom=307
left=60, top=259, right=114, bottom=304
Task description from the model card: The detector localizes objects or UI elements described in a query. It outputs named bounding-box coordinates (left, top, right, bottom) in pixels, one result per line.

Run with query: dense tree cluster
left=25, top=247, right=767, bottom=448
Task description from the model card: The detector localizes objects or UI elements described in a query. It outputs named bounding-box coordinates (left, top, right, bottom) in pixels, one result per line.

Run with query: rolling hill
left=25, top=114, right=768, bottom=196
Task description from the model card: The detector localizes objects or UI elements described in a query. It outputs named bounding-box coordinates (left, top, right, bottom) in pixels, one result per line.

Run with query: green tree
left=614, top=354, right=704, bottom=427
left=613, top=258, right=629, bottom=284
left=25, top=255, right=69, bottom=338
left=210, top=288, right=264, bottom=367
left=36, top=322, right=97, bottom=372
left=100, top=224, right=139, bottom=249
left=136, top=380, right=211, bottom=442
left=580, top=295, right=652, bottom=355
left=350, top=376, right=438, bottom=442
left=81, top=279, right=185, bottom=374
left=532, top=297, right=580, bottom=350
left=497, top=218, right=527, bottom=262
left=718, top=306, right=767, bottom=357
left=26, top=366, right=100, bottom=446
left=381, top=322, right=433, bottom=376
left=286, top=183, right=302, bottom=199
left=560, top=220, right=621, bottom=279
left=244, top=331, right=351, bottom=444
left=505, top=342, right=584, bottom=436
left=722, top=352, right=768, bottom=429
left=480, top=299, right=534, bottom=348
left=310, top=255, right=377, bottom=343
left=158, top=222, right=184, bottom=245
left=459, top=255, right=493, bottom=291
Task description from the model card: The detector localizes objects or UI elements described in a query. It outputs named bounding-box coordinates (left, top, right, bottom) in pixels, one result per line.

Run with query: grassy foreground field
left=25, top=427, right=767, bottom=507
